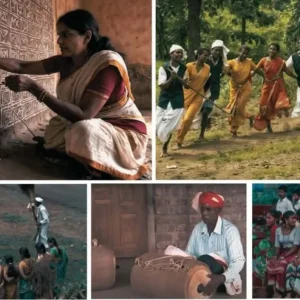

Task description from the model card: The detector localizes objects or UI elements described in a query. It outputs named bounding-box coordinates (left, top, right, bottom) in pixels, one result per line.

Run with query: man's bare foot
left=160, top=150, right=169, bottom=157
left=231, top=132, right=238, bottom=138
left=175, top=143, right=182, bottom=150
left=196, top=135, right=205, bottom=142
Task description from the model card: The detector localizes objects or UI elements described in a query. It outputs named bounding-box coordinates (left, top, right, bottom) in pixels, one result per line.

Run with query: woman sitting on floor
left=266, top=210, right=300, bottom=297
left=253, top=209, right=281, bottom=297
left=0, top=9, right=148, bottom=180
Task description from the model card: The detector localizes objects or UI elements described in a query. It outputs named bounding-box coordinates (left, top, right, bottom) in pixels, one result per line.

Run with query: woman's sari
left=177, top=62, right=210, bottom=144
left=19, top=259, right=35, bottom=299
left=34, top=254, right=56, bottom=299
left=43, top=50, right=148, bottom=180
left=0, top=266, right=4, bottom=299
left=267, top=250, right=296, bottom=292
left=3, top=266, right=18, bottom=299
left=256, top=57, right=290, bottom=122
left=50, top=246, right=68, bottom=296
left=225, top=58, right=256, bottom=134
left=253, top=224, right=277, bottom=288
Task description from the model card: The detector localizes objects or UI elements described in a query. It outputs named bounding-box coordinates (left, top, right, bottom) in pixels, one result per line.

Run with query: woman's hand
left=4, top=75, right=36, bottom=92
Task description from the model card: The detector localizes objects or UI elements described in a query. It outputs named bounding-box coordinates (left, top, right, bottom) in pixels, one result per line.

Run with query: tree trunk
left=187, top=0, right=201, bottom=62
left=156, top=15, right=166, bottom=60
left=241, top=17, right=246, bottom=45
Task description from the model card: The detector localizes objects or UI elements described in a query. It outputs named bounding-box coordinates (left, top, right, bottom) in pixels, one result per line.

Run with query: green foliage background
left=156, top=0, right=300, bottom=113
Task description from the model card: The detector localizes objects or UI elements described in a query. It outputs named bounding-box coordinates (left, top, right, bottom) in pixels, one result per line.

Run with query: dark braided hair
left=48, top=237, right=62, bottom=256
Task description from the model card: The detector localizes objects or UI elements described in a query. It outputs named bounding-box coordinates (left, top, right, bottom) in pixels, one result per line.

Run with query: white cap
left=211, top=40, right=230, bottom=65
left=35, top=197, right=43, bottom=203
left=169, top=44, right=184, bottom=54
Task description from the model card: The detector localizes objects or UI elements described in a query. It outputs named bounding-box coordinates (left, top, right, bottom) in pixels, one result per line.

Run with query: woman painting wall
left=0, top=9, right=148, bottom=180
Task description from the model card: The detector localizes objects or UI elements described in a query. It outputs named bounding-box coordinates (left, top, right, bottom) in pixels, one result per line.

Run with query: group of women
left=253, top=209, right=300, bottom=298
left=0, top=238, right=68, bottom=299
left=157, top=41, right=300, bottom=156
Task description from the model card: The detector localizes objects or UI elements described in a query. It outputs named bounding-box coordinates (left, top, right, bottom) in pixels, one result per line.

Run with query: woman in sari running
left=254, top=43, right=297, bottom=133
left=19, top=247, right=35, bottom=299
left=266, top=211, right=300, bottom=297
left=224, top=45, right=256, bottom=137
left=34, top=243, right=56, bottom=299
left=253, top=209, right=281, bottom=296
left=48, top=237, right=68, bottom=297
left=0, top=9, right=148, bottom=180
left=3, top=255, right=19, bottom=299
left=176, top=48, right=210, bottom=148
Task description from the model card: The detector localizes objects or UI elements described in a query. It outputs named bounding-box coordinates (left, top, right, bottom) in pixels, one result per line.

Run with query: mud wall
left=82, top=0, right=152, bottom=109
left=0, top=0, right=56, bottom=131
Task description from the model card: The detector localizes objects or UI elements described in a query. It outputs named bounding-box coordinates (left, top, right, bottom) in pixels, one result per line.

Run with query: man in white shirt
left=276, top=185, right=295, bottom=214
left=35, top=197, right=50, bottom=249
left=156, top=44, right=188, bottom=157
left=186, top=192, right=245, bottom=296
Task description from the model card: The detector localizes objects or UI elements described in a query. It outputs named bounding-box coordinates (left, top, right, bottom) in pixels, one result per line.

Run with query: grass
left=2, top=213, right=27, bottom=223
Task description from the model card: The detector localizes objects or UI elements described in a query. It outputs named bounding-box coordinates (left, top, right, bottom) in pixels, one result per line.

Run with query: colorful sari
left=43, top=50, right=148, bottom=180
left=253, top=224, right=277, bottom=288
left=50, top=246, right=68, bottom=296
left=177, top=62, right=210, bottom=144
left=225, top=58, right=256, bottom=134
left=256, top=57, right=290, bottom=121
left=19, top=259, right=35, bottom=299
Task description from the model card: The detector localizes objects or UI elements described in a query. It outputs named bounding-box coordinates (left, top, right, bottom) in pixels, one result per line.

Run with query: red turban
left=192, top=192, right=225, bottom=211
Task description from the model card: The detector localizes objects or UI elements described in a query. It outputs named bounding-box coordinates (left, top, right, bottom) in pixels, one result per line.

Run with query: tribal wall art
left=0, top=0, right=56, bottom=130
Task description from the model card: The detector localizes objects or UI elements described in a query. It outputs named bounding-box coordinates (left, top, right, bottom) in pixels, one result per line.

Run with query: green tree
left=227, top=0, right=275, bottom=45
left=286, top=0, right=300, bottom=52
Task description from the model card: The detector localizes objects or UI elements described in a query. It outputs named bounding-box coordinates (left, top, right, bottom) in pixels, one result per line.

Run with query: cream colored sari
left=43, top=50, right=148, bottom=180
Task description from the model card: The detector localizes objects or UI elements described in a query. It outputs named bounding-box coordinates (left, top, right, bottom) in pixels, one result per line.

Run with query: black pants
left=197, top=254, right=226, bottom=293
left=201, top=107, right=213, bottom=129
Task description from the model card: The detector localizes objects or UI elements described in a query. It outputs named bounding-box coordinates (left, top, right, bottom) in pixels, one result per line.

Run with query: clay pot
left=91, top=239, right=116, bottom=291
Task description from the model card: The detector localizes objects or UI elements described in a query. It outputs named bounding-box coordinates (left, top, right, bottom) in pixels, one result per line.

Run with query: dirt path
left=0, top=184, right=87, bottom=286
left=156, top=117, right=300, bottom=179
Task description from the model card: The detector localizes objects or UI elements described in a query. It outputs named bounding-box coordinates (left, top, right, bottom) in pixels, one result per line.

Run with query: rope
left=166, top=68, right=230, bottom=115
left=136, top=255, right=195, bottom=273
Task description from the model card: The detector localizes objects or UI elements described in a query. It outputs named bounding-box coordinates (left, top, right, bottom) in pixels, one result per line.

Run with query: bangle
left=38, top=89, right=47, bottom=103
left=40, top=91, right=48, bottom=103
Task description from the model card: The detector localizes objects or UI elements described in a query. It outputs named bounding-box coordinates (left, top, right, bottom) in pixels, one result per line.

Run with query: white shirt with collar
left=185, top=216, right=245, bottom=283
left=276, top=197, right=295, bottom=214
left=36, top=204, right=49, bottom=225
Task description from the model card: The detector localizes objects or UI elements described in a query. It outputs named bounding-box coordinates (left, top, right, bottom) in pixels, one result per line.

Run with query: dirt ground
left=92, top=258, right=247, bottom=299
left=0, top=110, right=152, bottom=180
left=156, top=117, right=300, bottom=180
left=0, top=184, right=87, bottom=288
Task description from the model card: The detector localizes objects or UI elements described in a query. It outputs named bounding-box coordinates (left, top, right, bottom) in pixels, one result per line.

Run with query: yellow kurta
left=225, top=58, right=256, bottom=132
left=177, top=62, right=210, bottom=144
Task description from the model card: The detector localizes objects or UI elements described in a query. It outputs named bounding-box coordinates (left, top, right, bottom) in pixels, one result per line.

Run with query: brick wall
left=153, top=184, right=247, bottom=254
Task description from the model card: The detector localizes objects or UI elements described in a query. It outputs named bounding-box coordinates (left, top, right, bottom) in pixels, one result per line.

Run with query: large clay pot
left=91, top=239, right=116, bottom=291
left=130, top=252, right=212, bottom=299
